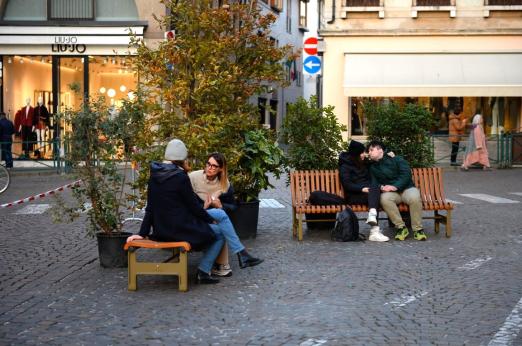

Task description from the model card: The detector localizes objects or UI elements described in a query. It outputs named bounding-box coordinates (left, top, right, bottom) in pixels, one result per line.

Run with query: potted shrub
left=51, top=98, right=143, bottom=268
left=280, top=96, right=347, bottom=229
left=228, top=129, right=286, bottom=239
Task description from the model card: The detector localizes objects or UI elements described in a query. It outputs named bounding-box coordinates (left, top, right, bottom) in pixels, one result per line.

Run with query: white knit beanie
left=164, top=139, right=188, bottom=161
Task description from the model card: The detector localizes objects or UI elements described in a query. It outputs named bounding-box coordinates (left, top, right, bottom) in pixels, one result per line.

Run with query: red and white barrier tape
left=0, top=180, right=82, bottom=208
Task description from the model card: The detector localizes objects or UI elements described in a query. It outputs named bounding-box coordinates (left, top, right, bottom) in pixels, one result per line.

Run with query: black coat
left=338, top=152, right=371, bottom=194
left=139, top=162, right=216, bottom=251
left=0, top=118, right=15, bottom=143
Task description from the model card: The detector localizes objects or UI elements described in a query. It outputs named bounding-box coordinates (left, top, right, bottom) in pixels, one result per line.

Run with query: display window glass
left=350, top=96, right=521, bottom=137
left=89, top=56, right=137, bottom=107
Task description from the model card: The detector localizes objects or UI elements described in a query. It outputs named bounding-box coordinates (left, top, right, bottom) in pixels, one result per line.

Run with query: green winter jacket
left=369, top=155, right=414, bottom=192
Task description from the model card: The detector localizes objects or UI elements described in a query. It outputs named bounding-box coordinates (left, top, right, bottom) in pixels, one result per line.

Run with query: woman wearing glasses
left=190, top=152, right=263, bottom=278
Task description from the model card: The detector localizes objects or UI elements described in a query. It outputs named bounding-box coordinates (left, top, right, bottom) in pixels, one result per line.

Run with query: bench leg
left=297, top=213, right=304, bottom=241
left=434, top=210, right=440, bottom=234
left=445, top=210, right=452, bottom=238
left=178, top=251, right=189, bottom=292
left=128, top=249, right=138, bottom=291
left=292, top=208, right=297, bottom=238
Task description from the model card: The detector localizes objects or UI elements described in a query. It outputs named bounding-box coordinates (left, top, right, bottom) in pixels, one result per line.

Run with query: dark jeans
left=451, top=141, right=460, bottom=163
left=345, top=185, right=381, bottom=215
left=1, top=142, right=13, bottom=167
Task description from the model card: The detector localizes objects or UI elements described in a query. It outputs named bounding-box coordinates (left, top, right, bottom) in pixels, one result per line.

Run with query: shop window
left=89, top=56, right=137, bottom=108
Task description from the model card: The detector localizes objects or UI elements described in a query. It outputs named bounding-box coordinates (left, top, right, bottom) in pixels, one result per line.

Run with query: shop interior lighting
left=7, top=57, right=12, bottom=64
left=107, top=88, right=116, bottom=98
left=111, top=58, right=116, bottom=64
left=128, top=92, right=135, bottom=101
left=120, top=85, right=127, bottom=92
left=40, top=57, right=45, bottom=63
left=99, top=87, right=106, bottom=94
left=103, top=58, right=108, bottom=64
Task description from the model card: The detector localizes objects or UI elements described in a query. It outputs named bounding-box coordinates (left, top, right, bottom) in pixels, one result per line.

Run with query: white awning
left=343, top=53, right=522, bottom=96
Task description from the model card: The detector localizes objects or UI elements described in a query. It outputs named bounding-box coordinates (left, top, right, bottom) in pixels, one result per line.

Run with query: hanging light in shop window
left=128, top=92, right=135, bottom=101
left=40, top=57, right=45, bottom=63
left=103, top=58, right=108, bottom=64
left=120, top=85, right=127, bottom=92
left=7, top=57, right=12, bottom=64
left=107, top=88, right=116, bottom=98
left=99, top=87, right=106, bottom=94
left=20, top=58, right=24, bottom=64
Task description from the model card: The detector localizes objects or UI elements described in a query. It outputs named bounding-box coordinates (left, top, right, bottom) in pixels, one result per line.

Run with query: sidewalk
left=1, top=168, right=521, bottom=345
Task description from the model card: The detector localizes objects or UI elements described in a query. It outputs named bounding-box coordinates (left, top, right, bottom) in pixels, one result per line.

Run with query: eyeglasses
left=206, top=161, right=220, bottom=169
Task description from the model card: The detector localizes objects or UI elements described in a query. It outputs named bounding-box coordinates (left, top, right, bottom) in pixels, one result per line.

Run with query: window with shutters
left=48, top=0, right=95, bottom=20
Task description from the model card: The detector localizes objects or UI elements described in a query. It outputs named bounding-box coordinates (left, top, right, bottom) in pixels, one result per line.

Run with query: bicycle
left=0, top=163, right=10, bottom=194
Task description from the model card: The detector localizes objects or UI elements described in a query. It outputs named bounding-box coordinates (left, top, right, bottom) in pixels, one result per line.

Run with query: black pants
left=451, top=141, right=460, bottom=163
left=21, top=126, right=34, bottom=155
left=1, top=142, right=13, bottom=167
left=346, top=185, right=381, bottom=214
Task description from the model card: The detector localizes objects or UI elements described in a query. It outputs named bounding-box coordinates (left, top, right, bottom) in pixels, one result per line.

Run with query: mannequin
left=17, top=97, right=35, bottom=158
left=34, top=96, right=50, bottom=158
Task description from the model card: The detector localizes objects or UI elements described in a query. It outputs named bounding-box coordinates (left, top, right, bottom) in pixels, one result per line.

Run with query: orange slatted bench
left=124, top=239, right=192, bottom=292
left=290, top=167, right=454, bottom=241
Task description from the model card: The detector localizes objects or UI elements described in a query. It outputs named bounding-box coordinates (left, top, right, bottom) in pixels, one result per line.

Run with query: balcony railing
left=415, top=0, right=451, bottom=5
left=346, top=0, right=380, bottom=6
left=487, top=0, right=522, bottom=4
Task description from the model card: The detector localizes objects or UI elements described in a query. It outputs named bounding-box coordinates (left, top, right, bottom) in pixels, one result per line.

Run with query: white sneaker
left=369, top=226, right=389, bottom=242
left=211, top=263, right=233, bottom=277
left=366, top=210, right=378, bottom=226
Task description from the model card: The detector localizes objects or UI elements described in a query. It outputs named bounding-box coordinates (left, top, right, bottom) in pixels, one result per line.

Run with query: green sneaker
left=414, top=230, right=428, bottom=241
left=395, top=227, right=409, bottom=241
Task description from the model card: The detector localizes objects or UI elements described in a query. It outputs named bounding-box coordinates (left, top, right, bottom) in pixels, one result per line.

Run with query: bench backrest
left=290, top=167, right=448, bottom=208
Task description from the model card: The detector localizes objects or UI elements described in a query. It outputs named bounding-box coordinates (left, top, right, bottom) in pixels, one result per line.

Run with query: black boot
left=237, top=250, right=263, bottom=269
left=196, top=269, right=220, bottom=284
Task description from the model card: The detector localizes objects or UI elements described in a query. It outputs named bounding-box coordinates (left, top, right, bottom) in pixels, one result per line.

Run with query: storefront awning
left=343, top=53, right=522, bottom=97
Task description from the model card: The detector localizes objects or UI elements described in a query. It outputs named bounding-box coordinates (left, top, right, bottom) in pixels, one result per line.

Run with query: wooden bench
left=290, top=167, right=454, bottom=241
left=124, top=239, right=191, bottom=292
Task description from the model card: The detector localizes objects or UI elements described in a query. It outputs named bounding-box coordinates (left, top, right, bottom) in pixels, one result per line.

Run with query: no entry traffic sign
left=304, top=37, right=318, bottom=55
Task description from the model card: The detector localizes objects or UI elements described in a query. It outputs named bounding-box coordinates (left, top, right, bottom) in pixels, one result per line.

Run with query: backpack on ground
left=331, top=207, right=364, bottom=242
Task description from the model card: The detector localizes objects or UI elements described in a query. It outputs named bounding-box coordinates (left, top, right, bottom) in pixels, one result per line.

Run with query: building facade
left=319, top=0, right=522, bottom=139
left=0, top=0, right=302, bottom=161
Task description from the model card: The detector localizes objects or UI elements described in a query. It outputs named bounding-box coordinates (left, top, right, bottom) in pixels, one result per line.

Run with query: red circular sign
left=303, top=37, right=318, bottom=55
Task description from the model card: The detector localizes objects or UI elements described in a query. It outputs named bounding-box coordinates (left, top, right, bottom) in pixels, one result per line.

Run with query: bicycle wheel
left=0, top=165, right=10, bottom=194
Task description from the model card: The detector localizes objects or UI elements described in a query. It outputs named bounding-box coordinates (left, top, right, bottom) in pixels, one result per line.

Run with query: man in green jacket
left=367, top=140, right=427, bottom=241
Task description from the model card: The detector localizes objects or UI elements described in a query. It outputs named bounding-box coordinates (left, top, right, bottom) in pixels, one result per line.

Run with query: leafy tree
left=364, top=100, right=435, bottom=167
left=130, top=0, right=294, bottom=200
left=280, top=96, right=347, bottom=171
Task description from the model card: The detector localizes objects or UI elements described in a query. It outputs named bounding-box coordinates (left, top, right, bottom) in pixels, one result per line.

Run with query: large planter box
left=96, top=232, right=132, bottom=268
left=229, top=200, right=260, bottom=240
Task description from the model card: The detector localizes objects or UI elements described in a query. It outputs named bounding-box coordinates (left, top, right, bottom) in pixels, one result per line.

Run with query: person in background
left=339, top=140, right=389, bottom=242
left=448, top=108, right=467, bottom=166
left=190, top=152, right=263, bottom=277
left=367, top=140, right=427, bottom=241
left=0, top=112, right=15, bottom=168
left=461, top=113, right=491, bottom=171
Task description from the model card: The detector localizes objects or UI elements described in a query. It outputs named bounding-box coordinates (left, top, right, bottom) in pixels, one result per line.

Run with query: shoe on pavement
left=211, top=263, right=233, bottom=277
left=413, top=229, right=428, bottom=241
left=368, top=226, right=389, bottom=242
left=395, top=227, right=409, bottom=241
left=196, top=270, right=220, bottom=284
left=366, top=209, right=378, bottom=226
left=237, top=250, right=263, bottom=269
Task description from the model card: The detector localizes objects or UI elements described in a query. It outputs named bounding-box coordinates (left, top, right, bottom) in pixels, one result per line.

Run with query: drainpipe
left=327, top=0, right=336, bottom=24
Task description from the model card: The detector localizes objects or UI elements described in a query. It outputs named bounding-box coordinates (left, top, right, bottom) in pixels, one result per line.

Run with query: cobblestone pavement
left=1, top=168, right=521, bottom=345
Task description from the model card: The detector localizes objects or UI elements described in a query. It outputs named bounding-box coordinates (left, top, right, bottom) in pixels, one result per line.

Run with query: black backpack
left=331, top=207, right=364, bottom=242
left=308, top=190, right=345, bottom=205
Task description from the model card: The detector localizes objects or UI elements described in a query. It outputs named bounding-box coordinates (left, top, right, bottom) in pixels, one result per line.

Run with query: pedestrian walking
left=0, top=112, right=15, bottom=168
left=461, top=113, right=491, bottom=171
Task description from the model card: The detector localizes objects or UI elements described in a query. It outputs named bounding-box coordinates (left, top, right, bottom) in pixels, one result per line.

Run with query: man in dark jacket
left=0, top=112, right=15, bottom=168
left=367, top=140, right=427, bottom=241
left=339, top=140, right=389, bottom=242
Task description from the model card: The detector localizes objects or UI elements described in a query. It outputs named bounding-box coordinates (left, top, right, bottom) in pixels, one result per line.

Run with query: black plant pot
left=306, top=213, right=336, bottom=230
left=96, top=232, right=132, bottom=268
left=229, top=200, right=260, bottom=240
